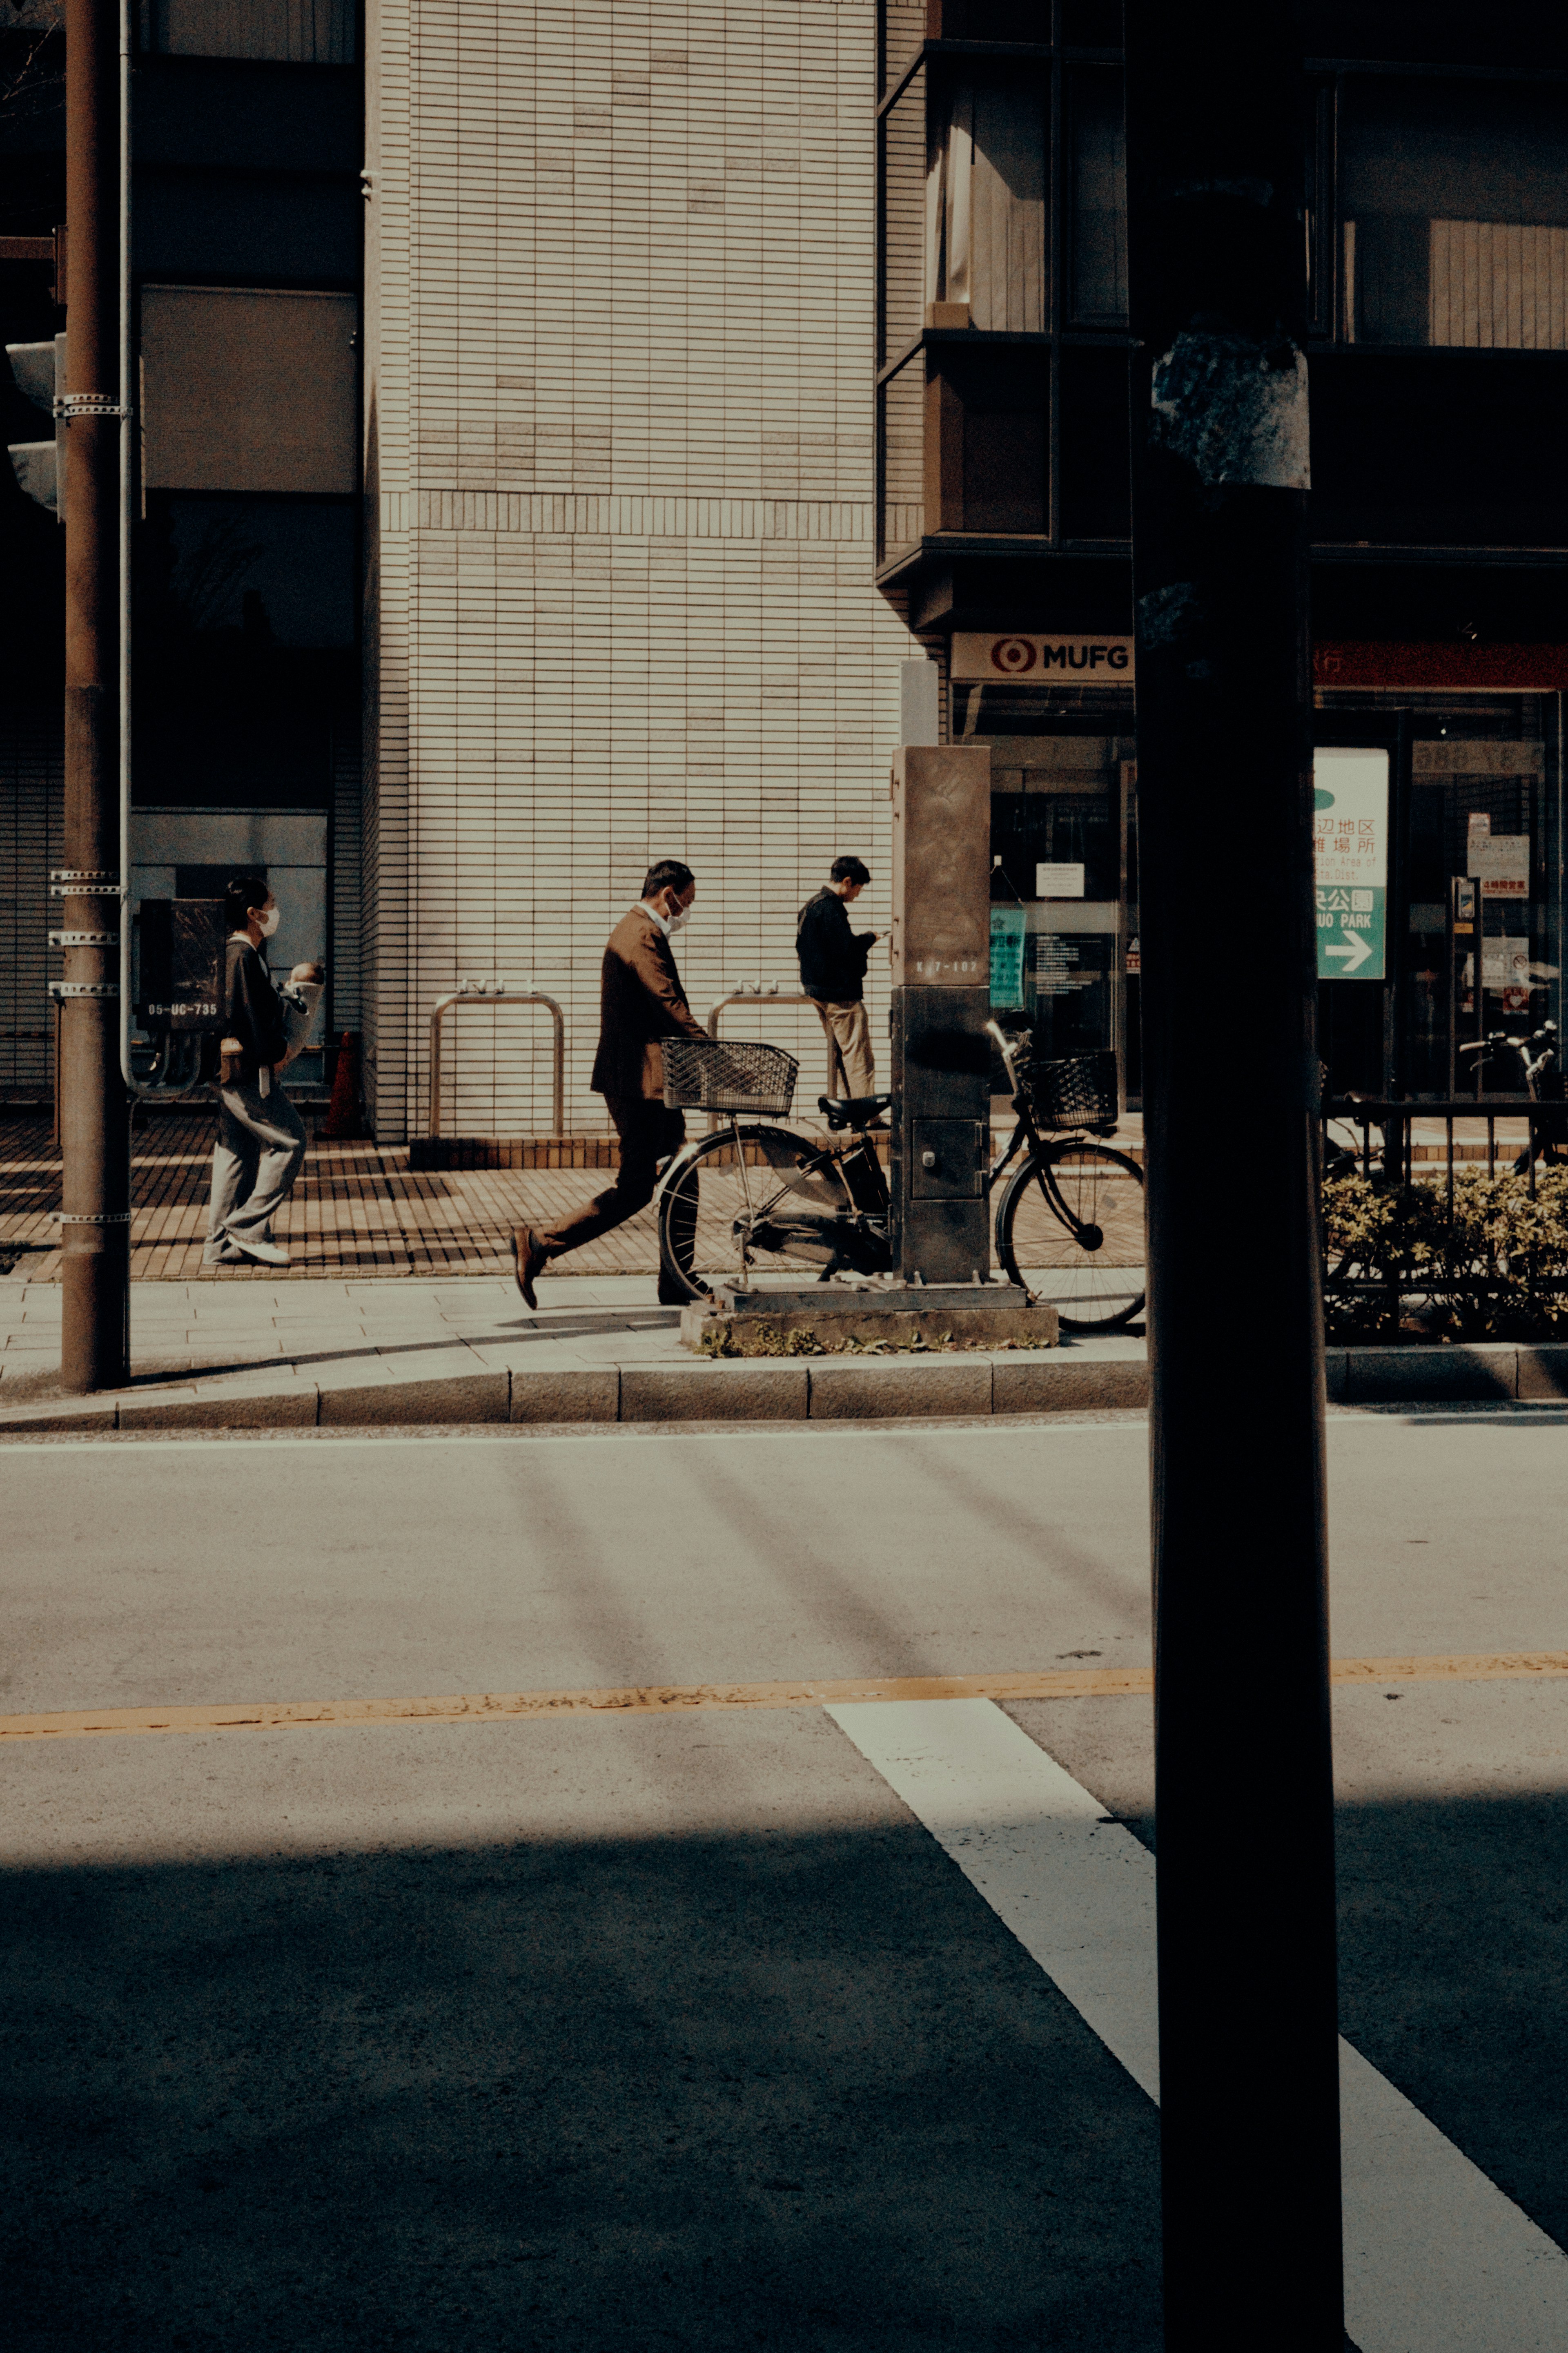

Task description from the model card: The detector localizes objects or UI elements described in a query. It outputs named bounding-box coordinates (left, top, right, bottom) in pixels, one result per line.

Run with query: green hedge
left=1323, top=1169, right=1568, bottom=1339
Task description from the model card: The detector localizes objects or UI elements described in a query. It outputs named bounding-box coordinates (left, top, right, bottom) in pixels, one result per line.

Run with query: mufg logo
left=987, top=637, right=1132, bottom=675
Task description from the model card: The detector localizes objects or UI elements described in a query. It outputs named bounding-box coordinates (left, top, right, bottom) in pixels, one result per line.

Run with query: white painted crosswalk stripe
left=827, top=1697, right=1568, bottom=2353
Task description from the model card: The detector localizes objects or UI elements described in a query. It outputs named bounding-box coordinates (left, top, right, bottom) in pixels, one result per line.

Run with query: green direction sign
left=1315, top=881, right=1385, bottom=977
left=1314, top=748, right=1389, bottom=981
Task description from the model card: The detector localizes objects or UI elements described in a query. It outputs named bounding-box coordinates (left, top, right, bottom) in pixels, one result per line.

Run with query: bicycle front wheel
left=995, top=1143, right=1145, bottom=1332
left=657, top=1124, right=848, bottom=1304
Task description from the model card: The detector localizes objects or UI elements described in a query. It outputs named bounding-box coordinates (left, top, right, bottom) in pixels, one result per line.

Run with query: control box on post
left=888, top=744, right=993, bottom=1283
left=136, top=899, right=228, bottom=1034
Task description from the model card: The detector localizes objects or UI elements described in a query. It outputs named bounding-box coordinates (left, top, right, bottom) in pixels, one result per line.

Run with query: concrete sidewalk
left=0, top=1272, right=1150, bottom=1430
left=3, top=1270, right=1567, bottom=1430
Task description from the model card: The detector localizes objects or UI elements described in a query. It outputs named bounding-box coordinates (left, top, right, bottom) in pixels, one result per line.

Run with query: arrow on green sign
left=1325, top=930, right=1374, bottom=972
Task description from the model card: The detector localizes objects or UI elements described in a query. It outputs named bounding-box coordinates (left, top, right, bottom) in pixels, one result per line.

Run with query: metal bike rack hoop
left=428, top=979, right=565, bottom=1139
left=704, top=984, right=837, bottom=1129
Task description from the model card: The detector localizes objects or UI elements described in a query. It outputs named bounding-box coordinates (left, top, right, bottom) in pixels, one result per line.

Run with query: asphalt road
left=4, top=1407, right=1568, bottom=2350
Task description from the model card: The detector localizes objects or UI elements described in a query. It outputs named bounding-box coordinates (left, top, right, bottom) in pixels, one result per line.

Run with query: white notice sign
left=1469, top=834, right=1530, bottom=897
left=1036, top=863, right=1086, bottom=898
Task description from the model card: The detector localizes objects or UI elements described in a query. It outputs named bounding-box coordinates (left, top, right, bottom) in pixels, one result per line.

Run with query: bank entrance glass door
left=1315, top=691, right=1564, bottom=1100
left=963, top=676, right=1564, bottom=1111
left=957, top=680, right=1139, bottom=1107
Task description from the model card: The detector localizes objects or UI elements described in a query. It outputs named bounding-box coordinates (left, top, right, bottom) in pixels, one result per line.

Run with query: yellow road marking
left=2, top=1653, right=1568, bottom=1742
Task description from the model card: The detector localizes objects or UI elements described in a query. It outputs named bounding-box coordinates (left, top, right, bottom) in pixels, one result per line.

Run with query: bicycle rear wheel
left=995, top=1143, right=1145, bottom=1332
left=657, top=1124, right=849, bottom=1304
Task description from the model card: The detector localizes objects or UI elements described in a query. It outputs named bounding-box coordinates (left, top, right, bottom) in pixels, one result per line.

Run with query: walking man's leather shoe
left=511, top=1226, right=549, bottom=1309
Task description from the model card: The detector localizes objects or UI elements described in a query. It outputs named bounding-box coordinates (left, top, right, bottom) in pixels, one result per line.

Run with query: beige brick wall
left=362, top=0, right=918, bottom=1143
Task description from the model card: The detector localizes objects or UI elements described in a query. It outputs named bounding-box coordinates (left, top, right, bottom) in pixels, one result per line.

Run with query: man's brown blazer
left=590, top=908, right=708, bottom=1102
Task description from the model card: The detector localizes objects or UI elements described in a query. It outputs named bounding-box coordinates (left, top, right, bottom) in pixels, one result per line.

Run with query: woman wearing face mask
left=202, top=875, right=322, bottom=1269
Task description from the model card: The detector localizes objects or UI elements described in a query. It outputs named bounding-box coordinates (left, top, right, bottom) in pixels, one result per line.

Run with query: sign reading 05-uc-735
left=1314, top=748, right=1389, bottom=981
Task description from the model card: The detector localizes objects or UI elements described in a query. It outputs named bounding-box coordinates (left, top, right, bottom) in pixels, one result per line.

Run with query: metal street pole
left=59, top=0, right=128, bottom=1391
left=1123, top=8, right=1343, bottom=2347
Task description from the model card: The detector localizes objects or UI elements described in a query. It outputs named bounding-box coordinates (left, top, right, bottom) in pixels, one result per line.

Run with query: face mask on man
left=667, top=899, right=691, bottom=932
left=258, top=906, right=281, bottom=939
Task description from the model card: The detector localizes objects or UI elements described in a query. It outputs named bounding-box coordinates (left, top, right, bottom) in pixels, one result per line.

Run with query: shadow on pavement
left=2, top=1820, right=1164, bottom=2353
left=1014, top=1693, right=1568, bottom=2267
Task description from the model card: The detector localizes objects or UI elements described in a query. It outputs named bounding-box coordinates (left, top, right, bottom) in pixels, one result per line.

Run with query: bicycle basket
left=662, top=1035, right=798, bottom=1117
left=1024, top=1048, right=1120, bottom=1131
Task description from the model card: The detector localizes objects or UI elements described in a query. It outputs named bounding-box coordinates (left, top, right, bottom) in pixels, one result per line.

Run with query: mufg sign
left=951, top=634, right=1136, bottom=683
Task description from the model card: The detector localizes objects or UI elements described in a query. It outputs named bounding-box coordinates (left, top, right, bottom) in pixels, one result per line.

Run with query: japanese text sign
left=1314, top=748, right=1388, bottom=981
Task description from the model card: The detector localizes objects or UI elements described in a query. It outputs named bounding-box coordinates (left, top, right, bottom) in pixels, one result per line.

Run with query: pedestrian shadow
left=486, top=1308, right=684, bottom=1339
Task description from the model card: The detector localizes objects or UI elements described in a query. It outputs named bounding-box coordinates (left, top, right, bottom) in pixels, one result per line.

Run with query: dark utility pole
left=1124, top=9, right=1343, bottom=2348
left=59, top=0, right=128, bottom=1392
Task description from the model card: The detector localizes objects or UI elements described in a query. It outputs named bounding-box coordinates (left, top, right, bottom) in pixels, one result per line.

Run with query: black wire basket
left=662, top=1035, right=799, bottom=1118
left=1023, top=1048, right=1120, bottom=1132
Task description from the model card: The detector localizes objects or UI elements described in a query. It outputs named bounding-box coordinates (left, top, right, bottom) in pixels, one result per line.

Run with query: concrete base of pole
left=59, top=1243, right=129, bottom=1393
left=679, top=1284, right=1058, bottom=1356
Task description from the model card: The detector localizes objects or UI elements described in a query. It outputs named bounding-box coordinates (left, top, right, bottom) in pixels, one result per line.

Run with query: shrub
left=1323, top=1168, right=1568, bottom=1339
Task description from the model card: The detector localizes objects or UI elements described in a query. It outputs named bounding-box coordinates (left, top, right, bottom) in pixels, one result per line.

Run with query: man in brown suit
left=512, top=859, right=706, bottom=1306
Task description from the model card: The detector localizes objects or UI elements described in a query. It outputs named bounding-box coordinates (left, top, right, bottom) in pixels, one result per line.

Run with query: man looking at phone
left=797, top=854, right=882, bottom=1099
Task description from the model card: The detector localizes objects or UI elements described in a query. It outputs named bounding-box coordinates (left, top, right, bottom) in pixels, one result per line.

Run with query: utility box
left=889, top=745, right=993, bottom=1282
left=136, top=899, right=227, bottom=1033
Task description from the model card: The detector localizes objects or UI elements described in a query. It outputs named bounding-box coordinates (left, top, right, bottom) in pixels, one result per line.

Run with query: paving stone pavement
left=0, top=1107, right=1150, bottom=1285
left=0, top=1112, right=671, bottom=1282
left=0, top=1273, right=1152, bottom=1428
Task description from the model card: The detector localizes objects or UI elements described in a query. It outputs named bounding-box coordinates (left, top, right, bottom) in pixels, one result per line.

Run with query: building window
left=879, top=355, right=926, bottom=561
left=928, top=2, right=1052, bottom=38
left=1341, top=77, right=1568, bottom=348
left=144, top=495, right=356, bottom=647
left=138, top=0, right=356, bottom=65
left=926, top=348, right=1048, bottom=533
left=1058, top=347, right=1129, bottom=537
left=881, top=61, right=927, bottom=365
left=1067, top=68, right=1126, bottom=326
left=925, top=69, right=1047, bottom=332
left=140, top=285, right=358, bottom=495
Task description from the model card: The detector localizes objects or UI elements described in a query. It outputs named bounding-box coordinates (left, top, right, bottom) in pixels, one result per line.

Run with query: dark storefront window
left=1302, top=693, right=1564, bottom=1098
left=956, top=682, right=1137, bottom=1091
left=959, top=682, right=1567, bottom=1110
left=1341, top=78, right=1568, bottom=348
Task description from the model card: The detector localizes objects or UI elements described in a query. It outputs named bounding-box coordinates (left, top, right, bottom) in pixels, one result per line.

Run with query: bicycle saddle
left=818, top=1092, right=893, bottom=1131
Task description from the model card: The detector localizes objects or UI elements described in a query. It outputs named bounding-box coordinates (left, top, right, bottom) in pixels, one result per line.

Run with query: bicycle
left=652, top=1024, right=1146, bottom=1332
left=1460, top=1022, right=1566, bottom=1173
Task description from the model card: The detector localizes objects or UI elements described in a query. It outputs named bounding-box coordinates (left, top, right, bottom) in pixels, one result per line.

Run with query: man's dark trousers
left=537, top=1096, right=691, bottom=1256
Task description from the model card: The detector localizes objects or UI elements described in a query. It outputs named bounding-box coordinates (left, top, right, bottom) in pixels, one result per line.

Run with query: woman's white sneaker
left=233, top=1238, right=290, bottom=1267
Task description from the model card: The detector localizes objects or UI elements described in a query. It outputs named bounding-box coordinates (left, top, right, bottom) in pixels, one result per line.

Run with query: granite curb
left=2, top=1340, right=1566, bottom=1431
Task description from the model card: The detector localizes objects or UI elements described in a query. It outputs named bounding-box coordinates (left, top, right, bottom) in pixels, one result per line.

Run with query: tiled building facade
left=0, top=1, right=920, bottom=1141
left=361, top=0, right=918, bottom=1140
